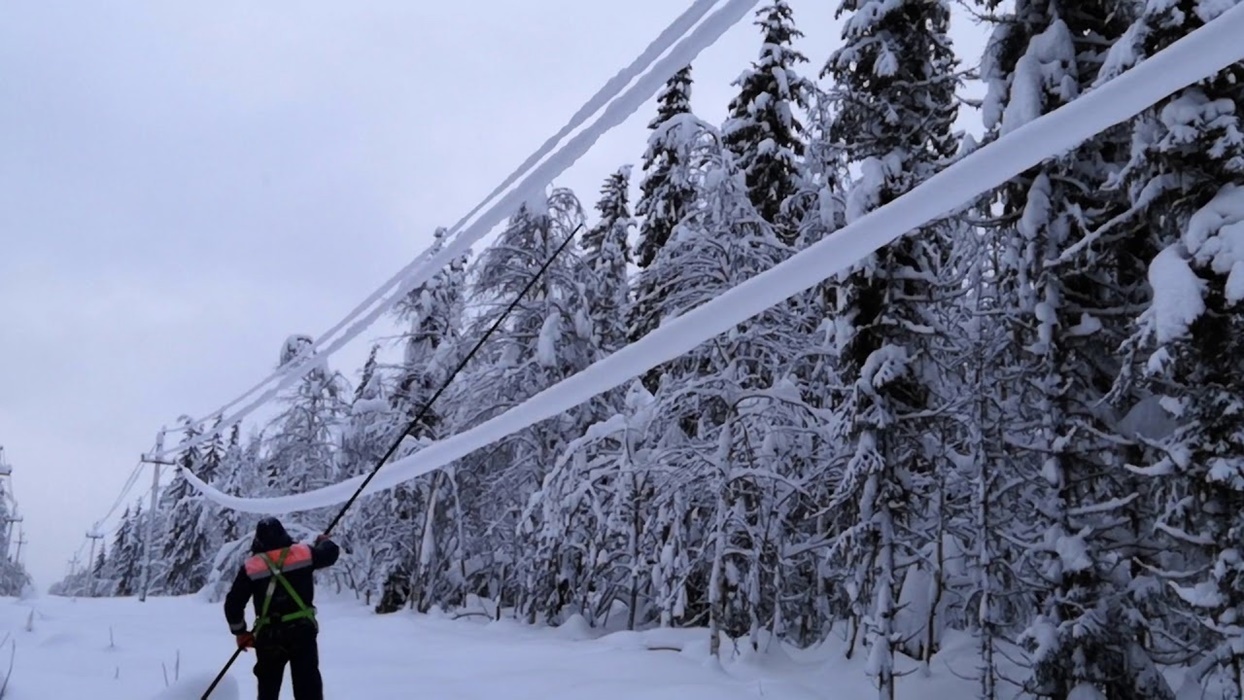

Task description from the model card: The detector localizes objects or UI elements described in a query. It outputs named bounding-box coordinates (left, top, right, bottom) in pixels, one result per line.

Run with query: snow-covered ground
left=0, top=592, right=1002, bottom=699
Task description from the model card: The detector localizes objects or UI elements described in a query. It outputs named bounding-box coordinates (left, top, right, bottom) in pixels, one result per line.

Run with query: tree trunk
left=923, top=486, right=946, bottom=670
left=708, top=490, right=729, bottom=659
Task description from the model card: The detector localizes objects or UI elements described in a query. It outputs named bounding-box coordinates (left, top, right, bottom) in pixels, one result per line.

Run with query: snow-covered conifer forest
left=42, top=1, right=1244, bottom=698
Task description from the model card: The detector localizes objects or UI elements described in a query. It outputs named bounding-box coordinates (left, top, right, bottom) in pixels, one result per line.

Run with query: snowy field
left=0, top=593, right=1001, bottom=699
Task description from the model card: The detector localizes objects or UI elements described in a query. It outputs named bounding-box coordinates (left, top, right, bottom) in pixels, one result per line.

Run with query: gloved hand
left=236, top=631, right=255, bottom=650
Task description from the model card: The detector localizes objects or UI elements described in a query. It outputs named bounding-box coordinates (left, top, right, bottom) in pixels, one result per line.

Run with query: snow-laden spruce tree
left=818, top=1, right=961, bottom=696
left=757, top=87, right=853, bottom=650
left=635, top=67, right=695, bottom=272
left=527, top=380, right=664, bottom=629
left=789, top=79, right=848, bottom=322
left=518, top=167, right=640, bottom=626
left=712, top=371, right=840, bottom=651
left=263, top=334, right=349, bottom=530
left=91, top=546, right=108, bottom=594
left=631, top=67, right=699, bottom=349
left=773, top=90, right=852, bottom=636
left=960, top=221, right=1013, bottom=700
left=156, top=416, right=224, bottom=595
left=199, top=426, right=266, bottom=602
left=630, top=112, right=808, bottom=653
left=722, top=0, right=813, bottom=244
left=581, top=166, right=634, bottom=356
left=214, top=425, right=260, bottom=550
left=971, top=1, right=1174, bottom=698
left=339, top=345, right=393, bottom=483
left=907, top=134, right=1036, bottom=697
left=338, top=349, right=404, bottom=609
left=1101, top=1, right=1244, bottom=695
left=366, top=228, right=469, bottom=613
left=446, top=189, right=596, bottom=621
left=104, top=502, right=145, bottom=597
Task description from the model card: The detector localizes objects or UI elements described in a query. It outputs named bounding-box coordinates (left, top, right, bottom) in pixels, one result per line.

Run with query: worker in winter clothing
left=225, top=517, right=340, bottom=700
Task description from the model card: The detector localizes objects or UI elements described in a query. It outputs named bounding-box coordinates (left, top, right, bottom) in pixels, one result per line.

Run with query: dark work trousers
left=253, top=622, right=323, bottom=700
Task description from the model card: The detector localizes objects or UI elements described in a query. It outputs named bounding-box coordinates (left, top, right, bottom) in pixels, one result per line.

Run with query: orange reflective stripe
left=244, top=543, right=313, bottom=580
left=244, top=556, right=266, bottom=579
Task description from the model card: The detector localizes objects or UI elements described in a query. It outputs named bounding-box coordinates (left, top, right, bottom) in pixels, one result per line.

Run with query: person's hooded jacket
left=224, top=517, right=339, bottom=635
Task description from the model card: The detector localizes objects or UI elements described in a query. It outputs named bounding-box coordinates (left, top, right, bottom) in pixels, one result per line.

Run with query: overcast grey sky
left=0, top=1, right=989, bottom=588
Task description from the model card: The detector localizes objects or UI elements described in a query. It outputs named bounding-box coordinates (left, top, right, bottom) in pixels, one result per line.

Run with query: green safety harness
left=253, top=547, right=316, bottom=634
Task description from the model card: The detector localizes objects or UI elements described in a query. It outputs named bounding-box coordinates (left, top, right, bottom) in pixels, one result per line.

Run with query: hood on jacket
left=251, top=517, right=295, bottom=554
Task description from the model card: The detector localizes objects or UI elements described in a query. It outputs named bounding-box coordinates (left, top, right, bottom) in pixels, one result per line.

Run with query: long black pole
left=201, top=648, right=242, bottom=699
left=202, top=222, right=583, bottom=700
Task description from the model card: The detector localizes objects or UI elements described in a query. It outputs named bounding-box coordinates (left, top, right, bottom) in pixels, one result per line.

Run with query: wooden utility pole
left=139, top=429, right=173, bottom=602
left=4, top=516, right=21, bottom=561
left=13, top=528, right=26, bottom=566
left=0, top=446, right=13, bottom=562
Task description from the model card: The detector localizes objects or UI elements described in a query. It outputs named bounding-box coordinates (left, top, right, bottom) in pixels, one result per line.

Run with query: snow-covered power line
left=450, top=0, right=724, bottom=237
left=97, top=460, right=146, bottom=525
left=180, top=0, right=1244, bottom=515
left=70, top=453, right=154, bottom=574
left=151, top=0, right=743, bottom=454
left=80, top=433, right=157, bottom=541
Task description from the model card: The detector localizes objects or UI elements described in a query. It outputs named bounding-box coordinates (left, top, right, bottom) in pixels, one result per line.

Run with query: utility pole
left=87, top=525, right=105, bottom=597
left=13, top=528, right=26, bottom=566
left=0, top=447, right=12, bottom=560
left=4, top=515, right=21, bottom=561
left=139, top=428, right=173, bottom=602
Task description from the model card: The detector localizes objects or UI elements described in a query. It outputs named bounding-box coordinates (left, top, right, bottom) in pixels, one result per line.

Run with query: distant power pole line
left=139, top=429, right=173, bottom=602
